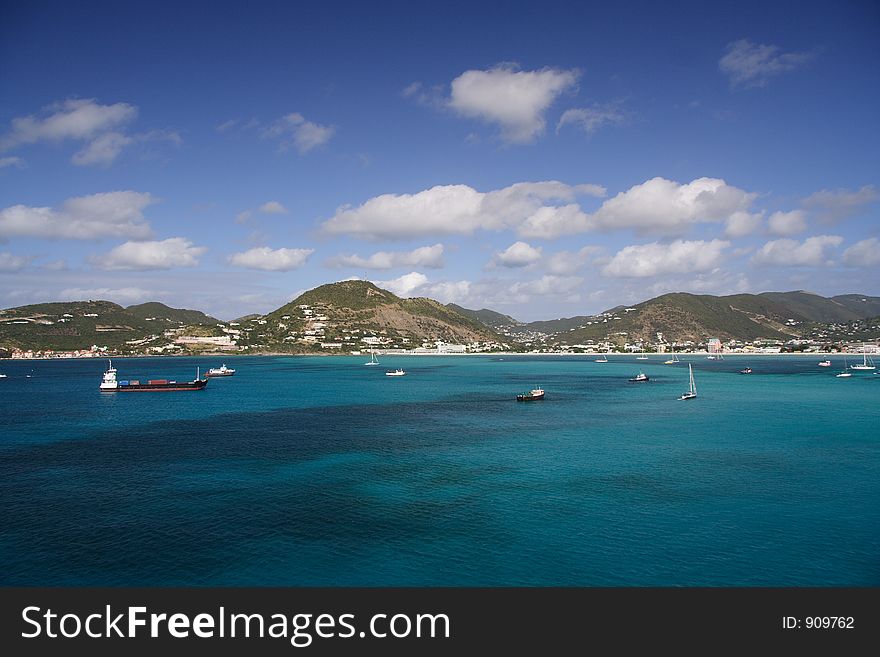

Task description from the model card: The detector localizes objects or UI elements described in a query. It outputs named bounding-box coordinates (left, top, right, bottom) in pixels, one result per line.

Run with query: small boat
left=628, top=371, right=649, bottom=382
left=99, top=359, right=207, bottom=392
left=0, top=373, right=7, bottom=378
left=636, top=355, right=649, bottom=360
left=205, top=364, right=235, bottom=377
left=385, top=368, right=406, bottom=376
left=849, top=345, right=876, bottom=371
left=678, top=363, right=697, bottom=400
left=664, top=350, right=680, bottom=365
left=706, top=355, right=716, bottom=360
left=817, top=359, right=831, bottom=367
left=595, top=354, right=609, bottom=363
left=836, top=355, right=852, bottom=377
left=516, top=387, right=545, bottom=401
left=739, top=367, right=752, bottom=374
left=365, top=350, right=379, bottom=366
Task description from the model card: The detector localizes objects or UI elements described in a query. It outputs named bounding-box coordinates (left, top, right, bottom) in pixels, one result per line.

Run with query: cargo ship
left=99, top=360, right=208, bottom=392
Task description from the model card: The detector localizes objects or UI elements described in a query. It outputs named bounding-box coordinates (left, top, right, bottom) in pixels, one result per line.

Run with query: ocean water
left=1, top=354, right=878, bottom=586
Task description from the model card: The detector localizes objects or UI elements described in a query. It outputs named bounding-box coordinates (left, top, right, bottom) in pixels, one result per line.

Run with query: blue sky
left=1, top=0, right=878, bottom=321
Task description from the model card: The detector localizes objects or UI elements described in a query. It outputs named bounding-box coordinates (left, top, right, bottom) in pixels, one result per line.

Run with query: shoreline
left=2, top=350, right=866, bottom=362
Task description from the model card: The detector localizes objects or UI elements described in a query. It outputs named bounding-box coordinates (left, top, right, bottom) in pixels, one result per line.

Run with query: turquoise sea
left=1, top=354, right=878, bottom=586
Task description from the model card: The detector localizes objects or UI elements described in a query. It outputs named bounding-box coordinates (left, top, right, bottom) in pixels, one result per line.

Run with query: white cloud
left=767, top=210, right=807, bottom=236
left=842, top=238, right=880, bottom=267
left=719, top=39, right=814, bottom=88
left=0, top=156, right=24, bottom=168
left=0, top=191, right=155, bottom=240
left=91, top=237, right=206, bottom=270
left=235, top=210, right=253, bottom=224
left=0, top=99, right=137, bottom=150
left=545, top=246, right=602, bottom=275
left=259, top=201, right=288, bottom=215
left=802, top=185, right=879, bottom=223
left=752, top=235, right=843, bottom=266
left=509, top=274, right=583, bottom=297
left=602, top=239, right=731, bottom=278
left=329, top=244, right=445, bottom=270
left=376, top=271, right=429, bottom=297
left=448, top=64, right=579, bottom=143
left=71, top=132, right=134, bottom=167
left=228, top=246, right=314, bottom=271
left=0, top=252, right=32, bottom=271
left=493, top=241, right=542, bottom=268
left=724, top=211, right=764, bottom=237
left=589, top=177, right=756, bottom=235
left=556, top=104, right=626, bottom=135
left=321, top=181, right=604, bottom=240
left=264, top=113, right=335, bottom=153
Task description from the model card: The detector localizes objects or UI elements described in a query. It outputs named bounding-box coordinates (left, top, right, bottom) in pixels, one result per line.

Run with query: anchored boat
left=99, top=360, right=207, bottom=392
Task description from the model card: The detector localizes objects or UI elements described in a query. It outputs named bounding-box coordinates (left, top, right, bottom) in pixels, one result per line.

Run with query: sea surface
left=1, top=354, right=878, bottom=586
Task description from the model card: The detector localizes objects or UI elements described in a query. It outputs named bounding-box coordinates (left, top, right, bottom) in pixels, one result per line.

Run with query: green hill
left=0, top=299, right=219, bottom=351
left=446, top=304, right=520, bottom=329
left=240, top=280, right=506, bottom=353
left=829, top=294, right=880, bottom=320
left=126, top=302, right=219, bottom=325
left=758, top=291, right=861, bottom=323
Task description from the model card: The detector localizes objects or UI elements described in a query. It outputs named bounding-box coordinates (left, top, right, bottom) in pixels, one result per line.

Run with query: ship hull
left=101, top=380, right=207, bottom=392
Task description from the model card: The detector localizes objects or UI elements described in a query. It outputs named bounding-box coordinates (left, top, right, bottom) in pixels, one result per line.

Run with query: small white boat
left=365, top=350, right=379, bottom=366
left=817, top=359, right=831, bottom=367
left=636, top=355, right=649, bottom=360
left=205, top=364, right=235, bottom=377
left=679, top=364, right=697, bottom=400
left=516, top=387, right=545, bottom=401
left=385, top=368, right=406, bottom=376
left=0, top=373, right=7, bottom=378
left=664, top=350, right=680, bottom=364
left=629, top=371, right=649, bottom=382
left=836, top=355, right=852, bottom=377
left=595, top=354, right=609, bottom=363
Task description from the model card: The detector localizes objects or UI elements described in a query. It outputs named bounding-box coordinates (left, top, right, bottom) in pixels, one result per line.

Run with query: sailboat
left=679, top=364, right=697, bottom=400
left=636, top=354, right=649, bottom=360
left=849, top=345, right=876, bottom=371
left=664, top=348, right=680, bottom=365
left=836, top=354, right=852, bottom=378
left=364, top=350, right=379, bottom=366
left=595, top=353, right=609, bottom=363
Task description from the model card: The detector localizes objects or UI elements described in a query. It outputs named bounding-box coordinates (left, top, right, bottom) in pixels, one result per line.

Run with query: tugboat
left=385, top=368, right=406, bottom=376
left=206, top=364, right=235, bottom=377
left=628, top=371, right=649, bottom=382
left=516, top=387, right=545, bottom=401
left=99, top=360, right=207, bottom=392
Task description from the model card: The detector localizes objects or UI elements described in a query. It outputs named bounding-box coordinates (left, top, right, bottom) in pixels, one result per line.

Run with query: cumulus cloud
left=0, top=99, right=137, bottom=150
left=376, top=271, right=430, bottom=297
left=263, top=113, right=335, bottom=153
left=448, top=64, right=579, bottom=143
left=719, top=39, right=814, bottom=88
left=842, top=238, right=880, bottom=267
left=724, top=211, right=764, bottom=238
left=509, top=274, right=583, bottom=297
left=0, top=191, right=155, bottom=240
left=545, top=246, right=602, bottom=275
left=493, top=241, right=542, bottom=268
left=802, top=185, right=879, bottom=223
left=752, top=235, right=843, bottom=266
left=71, top=132, right=134, bottom=167
left=0, top=252, right=32, bottom=271
left=589, top=177, right=756, bottom=235
left=767, top=210, right=807, bottom=236
left=328, top=244, right=445, bottom=270
left=228, top=246, right=314, bottom=271
left=259, top=201, right=288, bottom=215
left=321, top=181, right=604, bottom=240
left=322, top=177, right=755, bottom=241
left=90, top=237, right=206, bottom=270
left=602, top=239, right=731, bottom=278
left=556, top=104, right=626, bottom=135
